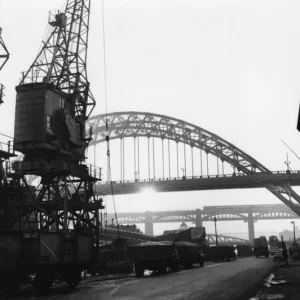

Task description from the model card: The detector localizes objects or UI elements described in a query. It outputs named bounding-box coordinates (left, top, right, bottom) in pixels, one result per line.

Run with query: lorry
left=237, top=244, right=253, bottom=257
left=175, top=241, right=205, bottom=268
left=269, top=236, right=280, bottom=255
left=204, top=245, right=236, bottom=262
left=128, top=241, right=180, bottom=277
left=253, top=236, right=269, bottom=258
left=273, top=249, right=284, bottom=262
left=0, top=230, right=95, bottom=293
left=157, top=227, right=207, bottom=267
left=87, top=237, right=136, bottom=275
left=158, top=227, right=207, bottom=244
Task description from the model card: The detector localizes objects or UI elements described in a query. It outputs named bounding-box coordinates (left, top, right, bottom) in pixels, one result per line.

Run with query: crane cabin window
left=59, top=97, right=65, bottom=110
left=46, top=115, right=51, bottom=133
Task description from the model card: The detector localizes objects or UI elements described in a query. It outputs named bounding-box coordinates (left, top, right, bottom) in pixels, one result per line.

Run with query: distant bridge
left=101, top=227, right=250, bottom=245
left=106, top=204, right=299, bottom=242
left=88, top=111, right=300, bottom=217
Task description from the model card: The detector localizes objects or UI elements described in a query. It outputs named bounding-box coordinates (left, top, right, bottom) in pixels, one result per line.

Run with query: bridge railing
left=96, top=170, right=300, bottom=185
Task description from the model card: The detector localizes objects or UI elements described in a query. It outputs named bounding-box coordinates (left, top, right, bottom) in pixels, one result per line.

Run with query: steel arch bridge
left=105, top=204, right=299, bottom=240
left=87, top=111, right=300, bottom=215
left=107, top=204, right=299, bottom=225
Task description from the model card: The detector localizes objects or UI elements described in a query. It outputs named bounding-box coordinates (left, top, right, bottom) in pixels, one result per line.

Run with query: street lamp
left=213, top=217, right=218, bottom=246
left=284, top=153, right=291, bottom=173
left=291, top=221, right=296, bottom=243
left=181, top=168, right=186, bottom=179
left=134, top=171, right=139, bottom=182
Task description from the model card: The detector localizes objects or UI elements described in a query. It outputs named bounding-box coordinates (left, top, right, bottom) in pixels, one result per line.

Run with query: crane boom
left=19, top=0, right=95, bottom=119
left=0, top=27, right=10, bottom=105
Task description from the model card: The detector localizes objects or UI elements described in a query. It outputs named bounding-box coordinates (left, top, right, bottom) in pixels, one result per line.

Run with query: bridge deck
left=95, top=171, right=300, bottom=195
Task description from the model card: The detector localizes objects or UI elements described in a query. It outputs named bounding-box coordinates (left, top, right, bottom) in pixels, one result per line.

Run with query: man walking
left=282, top=246, right=288, bottom=265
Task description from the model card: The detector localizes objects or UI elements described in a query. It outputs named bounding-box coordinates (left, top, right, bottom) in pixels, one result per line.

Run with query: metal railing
left=85, top=163, right=102, bottom=180
left=96, top=170, right=300, bottom=185
left=0, top=139, right=14, bottom=155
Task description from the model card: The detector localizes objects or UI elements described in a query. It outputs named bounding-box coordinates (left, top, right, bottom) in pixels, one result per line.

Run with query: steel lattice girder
left=101, top=227, right=157, bottom=242
left=206, top=234, right=249, bottom=245
left=0, top=27, right=9, bottom=71
left=0, top=27, right=9, bottom=104
left=87, top=111, right=300, bottom=216
left=11, top=176, right=102, bottom=241
left=88, top=111, right=268, bottom=173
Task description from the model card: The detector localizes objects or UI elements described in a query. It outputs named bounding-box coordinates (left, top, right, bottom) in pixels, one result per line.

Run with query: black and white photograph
left=1, top=0, right=300, bottom=299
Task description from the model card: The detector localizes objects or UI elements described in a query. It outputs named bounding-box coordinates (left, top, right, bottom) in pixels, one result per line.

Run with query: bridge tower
left=247, top=208, right=255, bottom=243
left=195, top=209, right=203, bottom=227
left=145, top=211, right=154, bottom=235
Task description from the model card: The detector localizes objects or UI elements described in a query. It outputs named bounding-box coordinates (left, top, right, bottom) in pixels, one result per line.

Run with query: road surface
left=16, top=257, right=276, bottom=300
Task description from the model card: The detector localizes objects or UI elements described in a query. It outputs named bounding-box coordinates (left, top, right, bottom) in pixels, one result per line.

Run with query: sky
left=1, top=0, right=300, bottom=238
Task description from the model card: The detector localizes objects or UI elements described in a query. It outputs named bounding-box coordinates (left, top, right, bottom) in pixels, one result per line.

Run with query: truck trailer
left=204, top=245, right=236, bottom=262
left=175, top=241, right=205, bottom=268
left=128, top=241, right=180, bottom=277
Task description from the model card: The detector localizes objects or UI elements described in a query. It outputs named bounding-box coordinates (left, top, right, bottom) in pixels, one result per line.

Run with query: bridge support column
left=145, top=211, right=154, bottom=236
left=195, top=209, right=203, bottom=227
left=247, top=211, right=255, bottom=244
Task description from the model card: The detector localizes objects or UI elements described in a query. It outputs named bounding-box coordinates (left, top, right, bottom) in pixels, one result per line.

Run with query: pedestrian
left=282, top=248, right=288, bottom=265
left=289, top=246, right=293, bottom=258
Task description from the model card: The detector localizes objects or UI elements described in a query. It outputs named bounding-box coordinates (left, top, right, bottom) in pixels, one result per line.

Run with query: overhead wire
left=101, top=0, right=120, bottom=238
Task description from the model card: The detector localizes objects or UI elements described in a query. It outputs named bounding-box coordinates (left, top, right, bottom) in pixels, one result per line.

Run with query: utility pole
left=291, top=221, right=296, bottom=243
left=213, top=217, right=218, bottom=246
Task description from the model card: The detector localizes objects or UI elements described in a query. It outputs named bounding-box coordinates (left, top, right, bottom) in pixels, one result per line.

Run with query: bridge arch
left=88, top=111, right=269, bottom=174
left=154, top=215, right=196, bottom=223
left=88, top=111, right=300, bottom=216
left=202, top=213, right=247, bottom=221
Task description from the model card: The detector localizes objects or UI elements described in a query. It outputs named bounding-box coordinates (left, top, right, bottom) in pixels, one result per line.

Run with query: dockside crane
left=0, top=0, right=104, bottom=292
left=0, top=26, right=15, bottom=228
left=13, top=0, right=102, bottom=235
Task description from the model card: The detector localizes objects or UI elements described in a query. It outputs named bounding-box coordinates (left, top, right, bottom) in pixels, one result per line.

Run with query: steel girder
left=10, top=176, right=103, bottom=238
left=101, top=227, right=157, bottom=242
left=206, top=234, right=249, bottom=245
left=0, top=27, right=9, bottom=104
left=88, top=111, right=268, bottom=173
left=107, top=211, right=298, bottom=225
left=203, top=204, right=295, bottom=213
left=88, top=111, right=300, bottom=216
left=0, top=27, right=9, bottom=71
